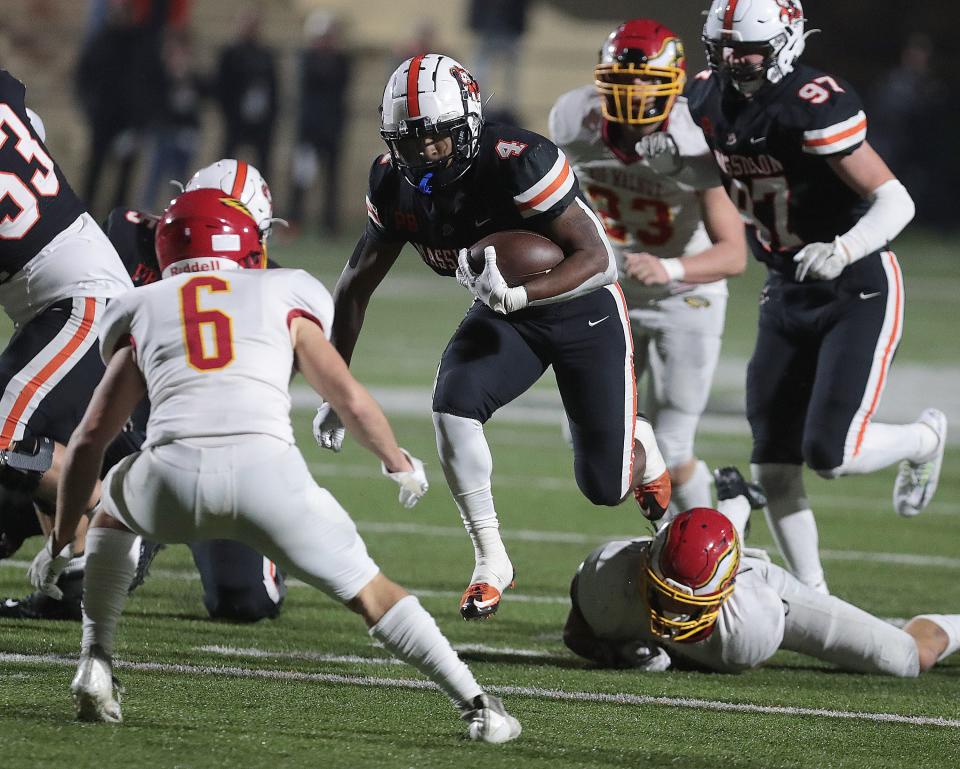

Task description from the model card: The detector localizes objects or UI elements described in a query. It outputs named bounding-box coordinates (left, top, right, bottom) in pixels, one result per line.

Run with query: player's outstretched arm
left=330, top=232, right=404, bottom=365
left=54, top=348, right=146, bottom=554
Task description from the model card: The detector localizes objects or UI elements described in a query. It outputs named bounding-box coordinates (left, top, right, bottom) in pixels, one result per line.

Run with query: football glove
left=313, top=400, right=346, bottom=452
left=793, top=236, right=851, bottom=282
left=456, top=248, right=480, bottom=292
left=381, top=448, right=429, bottom=509
left=473, top=246, right=528, bottom=315
left=635, top=131, right=681, bottom=175
left=615, top=641, right=672, bottom=671
left=27, top=536, right=74, bottom=600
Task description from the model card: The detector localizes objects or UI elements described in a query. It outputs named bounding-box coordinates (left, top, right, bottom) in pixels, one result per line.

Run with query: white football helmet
left=702, top=0, right=807, bottom=96
left=185, top=159, right=274, bottom=236
left=380, top=53, right=483, bottom=192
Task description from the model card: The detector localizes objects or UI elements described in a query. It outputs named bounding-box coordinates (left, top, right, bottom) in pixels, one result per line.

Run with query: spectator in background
left=287, top=11, right=352, bottom=238
left=215, top=7, right=278, bottom=181
left=867, top=34, right=948, bottom=229
left=467, top=0, right=529, bottom=124
left=140, top=30, right=205, bottom=211
left=75, top=1, right=162, bottom=218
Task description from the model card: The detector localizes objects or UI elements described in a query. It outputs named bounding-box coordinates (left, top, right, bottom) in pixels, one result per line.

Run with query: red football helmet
left=595, top=19, right=686, bottom=125
left=643, top=507, right=740, bottom=642
left=155, top=189, right=266, bottom=277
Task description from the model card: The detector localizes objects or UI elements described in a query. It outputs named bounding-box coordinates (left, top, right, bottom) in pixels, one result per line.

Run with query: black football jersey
left=0, top=70, right=86, bottom=277
left=686, top=63, right=869, bottom=275
left=105, top=208, right=162, bottom=286
left=364, top=120, right=579, bottom=276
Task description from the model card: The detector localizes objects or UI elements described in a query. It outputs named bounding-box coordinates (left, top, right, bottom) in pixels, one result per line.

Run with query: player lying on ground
left=564, top=467, right=960, bottom=675
left=2, top=160, right=286, bottom=623
left=686, top=0, right=947, bottom=594
left=314, top=53, right=671, bottom=622
left=29, top=189, right=521, bottom=742
left=549, top=18, right=747, bottom=518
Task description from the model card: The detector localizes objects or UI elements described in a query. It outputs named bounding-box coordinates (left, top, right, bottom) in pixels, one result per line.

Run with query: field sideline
left=1, top=232, right=958, bottom=767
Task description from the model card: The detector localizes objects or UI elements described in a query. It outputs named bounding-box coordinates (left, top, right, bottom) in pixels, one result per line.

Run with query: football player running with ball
left=31, top=190, right=521, bottom=742
left=549, top=20, right=748, bottom=518
left=314, top=54, right=672, bottom=622
left=564, top=467, right=960, bottom=677
left=685, top=0, right=947, bottom=593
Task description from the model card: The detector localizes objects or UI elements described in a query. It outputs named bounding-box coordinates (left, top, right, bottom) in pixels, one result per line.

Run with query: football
left=467, top=230, right=564, bottom=287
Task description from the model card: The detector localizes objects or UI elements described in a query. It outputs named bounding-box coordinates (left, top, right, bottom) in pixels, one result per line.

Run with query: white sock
left=716, top=496, right=752, bottom=542
left=370, top=595, right=482, bottom=710
left=752, top=464, right=827, bottom=592
left=81, top=528, right=140, bottom=657
left=835, top=422, right=939, bottom=475
left=914, top=614, right=960, bottom=662
left=635, top=418, right=666, bottom=484
left=670, top=460, right=713, bottom=511
left=434, top=413, right=511, bottom=588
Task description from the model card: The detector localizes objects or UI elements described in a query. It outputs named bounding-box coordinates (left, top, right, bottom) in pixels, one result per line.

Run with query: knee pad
left=751, top=463, right=808, bottom=514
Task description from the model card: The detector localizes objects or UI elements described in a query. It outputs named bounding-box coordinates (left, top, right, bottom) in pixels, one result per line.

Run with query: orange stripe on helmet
left=723, top=0, right=739, bottom=30
left=230, top=160, right=248, bottom=198
left=406, top=55, right=424, bottom=117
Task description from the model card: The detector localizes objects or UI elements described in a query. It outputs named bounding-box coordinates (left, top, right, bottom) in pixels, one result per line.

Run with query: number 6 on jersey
left=179, top=276, right=234, bottom=371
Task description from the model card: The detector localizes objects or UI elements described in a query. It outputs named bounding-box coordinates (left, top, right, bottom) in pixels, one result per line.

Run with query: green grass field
left=1, top=232, right=958, bottom=768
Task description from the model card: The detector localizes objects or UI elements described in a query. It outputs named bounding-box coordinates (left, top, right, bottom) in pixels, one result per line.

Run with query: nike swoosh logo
left=750, top=137, right=766, bottom=145
left=475, top=217, right=491, bottom=227
left=859, top=291, right=881, bottom=300
left=588, top=316, right=610, bottom=327
left=472, top=596, right=501, bottom=610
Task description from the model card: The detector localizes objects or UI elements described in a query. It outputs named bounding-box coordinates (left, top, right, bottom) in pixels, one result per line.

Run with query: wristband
left=660, top=258, right=686, bottom=283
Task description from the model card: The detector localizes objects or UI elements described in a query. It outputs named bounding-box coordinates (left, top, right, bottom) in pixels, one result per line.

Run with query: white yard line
left=197, top=642, right=568, bottom=663
left=2, top=651, right=957, bottom=729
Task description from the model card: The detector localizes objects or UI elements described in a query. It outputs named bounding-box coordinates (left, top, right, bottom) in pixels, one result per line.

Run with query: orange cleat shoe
left=460, top=576, right=515, bottom=621
left=635, top=469, right=672, bottom=521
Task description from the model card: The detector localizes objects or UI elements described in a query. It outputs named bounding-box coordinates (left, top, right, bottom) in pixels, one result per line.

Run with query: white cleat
left=894, top=408, right=948, bottom=518
left=461, top=693, right=521, bottom=744
left=71, top=645, right=123, bottom=723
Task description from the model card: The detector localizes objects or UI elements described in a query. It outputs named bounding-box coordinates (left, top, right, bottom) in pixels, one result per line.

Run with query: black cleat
left=0, top=569, right=83, bottom=620
left=128, top=540, right=166, bottom=594
left=713, top=466, right=767, bottom=509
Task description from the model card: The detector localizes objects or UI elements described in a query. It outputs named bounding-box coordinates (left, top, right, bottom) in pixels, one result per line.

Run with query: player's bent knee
left=347, top=572, right=409, bottom=626
left=575, top=470, right=623, bottom=507
left=801, top=438, right=842, bottom=478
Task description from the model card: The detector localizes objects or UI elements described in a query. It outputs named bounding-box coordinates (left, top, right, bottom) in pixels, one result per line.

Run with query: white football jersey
left=100, top=267, right=333, bottom=448
left=549, top=87, right=726, bottom=304
left=574, top=538, right=785, bottom=673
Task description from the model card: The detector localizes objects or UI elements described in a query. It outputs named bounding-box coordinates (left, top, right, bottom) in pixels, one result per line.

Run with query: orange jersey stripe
left=853, top=253, right=901, bottom=455
left=0, top=297, right=98, bottom=447
left=517, top=159, right=571, bottom=212
left=804, top=118, right=867, bottom=147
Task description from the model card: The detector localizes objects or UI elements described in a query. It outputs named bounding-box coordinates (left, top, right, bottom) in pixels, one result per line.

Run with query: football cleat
left=894, top=408, right=948, bottom=518
left=635, top=469, right=672, bottom=521
left=128, top=540, right=166, bottom=594
left=714, top=467, right=768, bottom=509
left=460, top=693, right=521, bottom=744
left=71, top=644, right=123, bottom=723
left=460, top=574, right=515, bottom=621
left=0, top=569, right=83, bottom=620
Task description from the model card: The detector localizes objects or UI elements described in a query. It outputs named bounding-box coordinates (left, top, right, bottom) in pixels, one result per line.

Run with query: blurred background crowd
left=2, top=0, right=956, bottom=239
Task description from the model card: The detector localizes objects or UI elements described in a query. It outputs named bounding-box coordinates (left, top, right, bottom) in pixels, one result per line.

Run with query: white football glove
left=381, top=448, right=429, bottom=509
left=456, top=248, right=480, bottom=293
left=27, top=536, right=74, bottom=600
left=793, top=236, right=851, bottom=282
left=635, top=131, right=681, bottom=175
left=473, top=245, right=528, bottom=315
left=313, top=400, right=346, bottom=452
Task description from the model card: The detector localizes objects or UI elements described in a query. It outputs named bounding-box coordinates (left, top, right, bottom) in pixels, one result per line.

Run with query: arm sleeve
left=365, top=154, right=402, bottom=240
